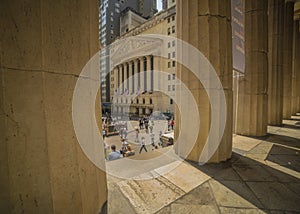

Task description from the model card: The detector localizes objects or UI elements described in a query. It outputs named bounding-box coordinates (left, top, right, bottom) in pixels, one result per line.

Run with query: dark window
left=172, top=26, right=175, bottom=33
left=143, top=98, right=145, bottom=104
left=172, top=61, right=176, bottom=67
left=168, top=61, right=171, bottom=68
left=172, top=16, right=175, bottom=21
left=150, top=98, right=153, bottom=104
left=170, top=99, right=173, bottom=104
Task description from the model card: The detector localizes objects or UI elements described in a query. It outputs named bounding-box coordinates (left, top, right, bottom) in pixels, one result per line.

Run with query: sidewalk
left=107, top=115, right=300, bottom=213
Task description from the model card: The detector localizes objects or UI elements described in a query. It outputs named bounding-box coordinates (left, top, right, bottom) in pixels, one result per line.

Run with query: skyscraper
left=162, top=0, right=168, bottom=10
left=99, top=0, right=157, bottom=104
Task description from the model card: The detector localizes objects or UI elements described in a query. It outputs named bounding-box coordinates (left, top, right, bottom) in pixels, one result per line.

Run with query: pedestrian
left=149, top=125, right=153, bottom=133
left=139, top=119, right=143, bottom=129
left=150, top=133, right=155, bottom=150
left=123, top=127, right=128, bottom=139
left=170, top=119, right=174, bottom=130
left=102, top=129, right=106, bottom=140
left=145, top=121, right=149, bottom=134
left=108, top=145, right=121, bottom=161
left=158, top=131, right=163, bottom=147
left=139, top=137, right=148, bottom=154
left=121, top=138, right=128, bottom=157
left=135, top=128, right=139, bottom=142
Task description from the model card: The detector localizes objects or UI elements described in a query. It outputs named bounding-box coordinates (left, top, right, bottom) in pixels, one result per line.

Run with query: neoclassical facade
left=108, top=6, right=177, bottom=117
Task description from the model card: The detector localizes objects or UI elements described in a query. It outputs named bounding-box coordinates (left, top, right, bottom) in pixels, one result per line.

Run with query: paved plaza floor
left=106, top=115, right=300, bottom=214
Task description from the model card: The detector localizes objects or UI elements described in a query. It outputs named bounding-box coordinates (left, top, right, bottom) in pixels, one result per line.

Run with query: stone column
left=122, top=64, right=125, bottom=94
left=124, top=63, right=127, bottom=94
left=134, top=59, right=139, bottom=93
left=175, top=0, right=233, bottom=163
left=140, top=58, right=145, bottom=92
left=128, top=62, right=132, bottom=94
left=283, top=2, right=295, bottom=118
left=118, top=65, right=121, bottom=94
left=153, top=56, right=161, bottom=91
left=236, top=0, right=268, bottom=136
left=268, top=0, right=284, bottom=125
left=0, top=0, right=107, bottom=213
left=292, top=20, right=300, bottom=114
left=146, top=56, right=152, bottom=92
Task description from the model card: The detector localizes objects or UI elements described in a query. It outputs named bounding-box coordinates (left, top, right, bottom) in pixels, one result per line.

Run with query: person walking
left=135, top=128, right=139, bottom=142
left=170, top=119, right=174, bottom=130
left=150, top=133, right=155, bottom=150
left=139, top=137, right=148, bottom=154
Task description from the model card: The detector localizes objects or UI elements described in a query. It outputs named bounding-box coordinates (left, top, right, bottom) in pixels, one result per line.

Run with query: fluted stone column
left=146, top=56, right=152, bottom=92
left=153, top=56, right=162, bottom=91
left=0, top=0, right=107, bottom=213
left=292, top=20, right=300, bottom=114
left=140, top=58, right=145, bottom=92
left=236, top=0, right=268, bottom=136
left=134, top=59, right=139, bottom=93
left=175, top=0, right=233, bottom=163
left=283, top=2, right=295, bottom=118
left=268, top=0, right=284, bottom=125
left=127, top=62, right=132, bottom=94
left=124, top=63, right=127, bottom=94
left=118, top=65, right=121, bottom=93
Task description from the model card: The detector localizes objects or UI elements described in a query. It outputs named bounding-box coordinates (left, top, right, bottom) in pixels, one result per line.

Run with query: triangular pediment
left=109, top=35, right=163, bottom=68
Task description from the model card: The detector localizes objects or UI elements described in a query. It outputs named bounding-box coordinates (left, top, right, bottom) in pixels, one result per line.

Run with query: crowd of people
left=104, top=116, right=174, bottom=161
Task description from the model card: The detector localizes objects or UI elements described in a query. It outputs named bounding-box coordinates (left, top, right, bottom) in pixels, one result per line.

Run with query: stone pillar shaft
left=0, top=0, right=107, bottom=213
left=140, top=58, right=145, bottom=92
left=175, top=0, right=233, bottom=163
left=292, top=20, right=300, bottom=114
left=268, top=0, right=284, bottom=125
left=236, top=0, right=268, bottom=136
left=146, top=56, right=152, bottom=92
left=134, top=59, right=139, bottom=93
left=283, top=2, right=295, bottom=118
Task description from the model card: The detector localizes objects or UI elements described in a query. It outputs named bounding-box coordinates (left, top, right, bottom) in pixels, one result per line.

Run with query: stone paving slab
left=219, top=207, right=266, bottom=214
left=117, top=175, right=185, bottom=214
left=170, top=204, right=219, bottom=214
left=247, top=181, right=300, bottom=212
left=155, top=161, right=211, bottom=193
left=209, top=179, right=263, bottom=209
left=232, top=164, right=278, bottom=182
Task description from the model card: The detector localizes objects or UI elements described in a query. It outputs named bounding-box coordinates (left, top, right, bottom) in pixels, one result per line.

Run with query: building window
left=172, top=85, right=175, bottom=91
left=172, top=40, right=175, bottom=47
left=168, top=61, right=171, bottom=68
left=170, top=99, right=173, bottom=104
left=168, top=42, right=171, bottom=48
left=150, top=98, right=153, bottom=104
left=168, top=85, right=171, bottom=91
left=168, top=53, right=171, bottom=59
left=137, top=98, right=139, bottom=104
left=172, top=52, right=175, bottom=58
left=172, top=73, right=175, bottom=80
left=168, top=28, right=170, bottom=35
left=172, top=16, right=175, bottom=21
left=143, top=98, right=145, bottom=104
left=172, top=26, right=175, bottom=33
left=168, top=18, right=170, bottom=23
left=172, top=61, right=176, bottom=67
left=168, top=74, right=171, bottom=80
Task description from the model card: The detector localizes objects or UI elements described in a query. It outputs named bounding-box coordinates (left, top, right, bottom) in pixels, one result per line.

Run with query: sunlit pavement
left=106, top=115, right=300, bottom=214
